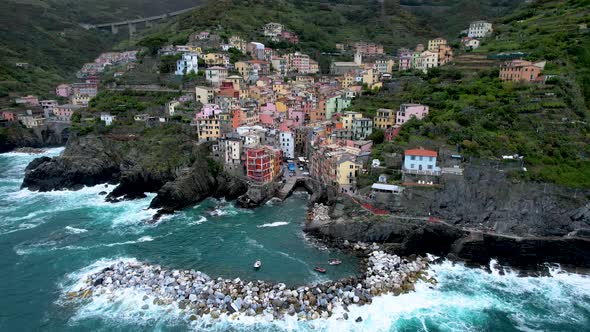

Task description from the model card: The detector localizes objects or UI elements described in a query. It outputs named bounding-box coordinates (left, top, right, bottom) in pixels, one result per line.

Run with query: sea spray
left=62, top=248, right=431, bottom=327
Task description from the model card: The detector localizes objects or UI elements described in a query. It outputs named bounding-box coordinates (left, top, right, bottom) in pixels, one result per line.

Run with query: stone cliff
left=305, top=165, right=590, bottom=267
left=0, top=122, right=69, bottom=153
left=22, top=128, right=247, bottom=218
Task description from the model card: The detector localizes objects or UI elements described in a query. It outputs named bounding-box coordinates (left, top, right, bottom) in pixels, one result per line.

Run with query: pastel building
left=279, top=130, right=295, bottom=159
left=403, top=148, right=440, bottom=173
left=396, top=104, right=429, bottom=125
left=499, top=60, right=545, bottom=82
left=398, top=49, right=413, bottom=71
left=205, top=66, right=228, bottom=86
left=56, top=84, right=71, bottom=98
left=374, top=108, right=396, bottom=129
left=175, top=53, right=199, bottom=75
left=468, top=21, right=493, bottom=38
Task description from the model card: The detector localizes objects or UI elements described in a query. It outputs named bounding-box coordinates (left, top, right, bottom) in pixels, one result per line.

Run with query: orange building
left=500, top=60, right=545, bottom=82
left=246, top=146, right=283, bottom=183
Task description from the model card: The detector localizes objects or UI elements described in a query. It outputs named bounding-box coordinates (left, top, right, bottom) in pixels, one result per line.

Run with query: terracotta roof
left=405, top=147, right=437, bottom=157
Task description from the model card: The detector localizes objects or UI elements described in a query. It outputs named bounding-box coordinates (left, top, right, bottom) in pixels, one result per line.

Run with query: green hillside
left=137, top=0, right=524, bottom=55
left=357, top=0, right=590, bottom=188
left=0, top=0, right=201, bottom=98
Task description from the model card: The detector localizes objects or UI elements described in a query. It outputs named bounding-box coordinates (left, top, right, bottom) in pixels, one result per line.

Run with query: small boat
left=253, top=260, right=262, bottom=270
left=329, top=259, right=342, bottom=265
left=314, top=267, right=326, bottom=273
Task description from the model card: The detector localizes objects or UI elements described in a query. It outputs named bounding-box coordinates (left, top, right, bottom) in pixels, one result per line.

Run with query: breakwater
left=66, top=247, right=432, bottom=322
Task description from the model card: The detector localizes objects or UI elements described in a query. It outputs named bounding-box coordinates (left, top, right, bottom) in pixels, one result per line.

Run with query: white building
left=279, top=131, right=295, bottom=159
left=263, top=22, right=284, bottom=39
left=205, top=66, right=228, bottom=86
left=167, top=100, right=181, bottom=116
left=175, top=53, right=199, bottom=75
left=222, top=137, right=242, bottom=167
left=468, top=21, right=493, bottom=38
left=100, top=113, right=116, bottom=126
left=415, top=51, right=439, bottom=73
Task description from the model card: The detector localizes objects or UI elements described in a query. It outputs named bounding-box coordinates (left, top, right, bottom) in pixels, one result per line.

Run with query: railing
left=402, top=168, right=441, bottom=176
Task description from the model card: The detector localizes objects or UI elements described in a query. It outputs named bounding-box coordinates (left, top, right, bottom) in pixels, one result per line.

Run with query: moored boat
left=314, top=267, right=326, bottom=273
left=329, top=259, right=342, bottom=265
left=253, top=260, right=262, bottom=269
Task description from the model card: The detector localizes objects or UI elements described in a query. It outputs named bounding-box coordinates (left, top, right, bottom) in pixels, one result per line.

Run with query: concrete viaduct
left=80, top=6, right=199, bottom=36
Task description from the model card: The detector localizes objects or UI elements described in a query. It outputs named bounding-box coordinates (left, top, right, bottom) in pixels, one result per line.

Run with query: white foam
left=257, top=221, right=289, bottom=228
left=189, top=216, right=208, bottom=225
left=59, top=258, right=590, bottom=331
left=16, top=236, right=156, bottom=256
left=65, top=226, right=88, bottom=234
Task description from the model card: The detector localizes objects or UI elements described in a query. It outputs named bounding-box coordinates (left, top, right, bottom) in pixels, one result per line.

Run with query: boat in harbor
left=253, top=260, right=262, bottom=270
left=314, top=267, right=326, bottom=273
left=329, top=259, right=342, bottom=265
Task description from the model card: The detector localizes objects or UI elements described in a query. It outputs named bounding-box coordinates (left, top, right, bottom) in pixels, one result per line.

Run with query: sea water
left=0, top=149, right=589, bottom=331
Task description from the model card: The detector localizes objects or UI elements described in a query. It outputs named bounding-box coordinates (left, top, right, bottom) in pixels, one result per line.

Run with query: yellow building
left=202, top=53, right=228, bottom=66
left=374, top=108, right=396, bottom=129
left=276, top=101, right=288, bottom=113
left=362, top=68, right=378, bottom=86
left=341, top=73, right=356, bottom=89
left=341, top=112, right=363, bottom=129
left=428, top=38, right=447, bottom=51
left=196, top=111, right=231, bottom=142
left=234, top=61, right=249, bottom=78
left=195, top=86, right=215, bottom=104
left=337, top=156, right=361, bottom=187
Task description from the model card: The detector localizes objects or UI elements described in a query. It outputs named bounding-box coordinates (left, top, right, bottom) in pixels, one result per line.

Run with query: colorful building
left=396, top=104, right=429, bottom=126
left=374, top=108, right=396, bottom=129
left=499, top=60, right=545, bottom=82
left=246, top=146, right=282, bottom=183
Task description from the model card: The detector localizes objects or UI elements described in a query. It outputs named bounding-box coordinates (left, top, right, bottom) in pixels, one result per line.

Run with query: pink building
left=289, top=109, right=304, bottom=127
left=56, top=84, right=72, bottom=98
left=259, top=111, right=275, bottom=125
left=396, top=104, right=429, bottom=126
left=260, top=103, right=277, bottom=114
left=196, top=104, right=223, bottom=119
left=398, top=49, right=413, bottom=71
left=2, top=111, right=16, bottom=121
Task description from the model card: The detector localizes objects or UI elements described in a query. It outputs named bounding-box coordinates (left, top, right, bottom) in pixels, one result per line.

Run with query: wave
left=188, top=216, right=208, bottom=226
left=59, top=257, right=590, bottom=332
left=257, top=221, right=289, bottom=228
left=65, top=226, right=88, bottom=234
left=16, top=236, right=156, bottom=256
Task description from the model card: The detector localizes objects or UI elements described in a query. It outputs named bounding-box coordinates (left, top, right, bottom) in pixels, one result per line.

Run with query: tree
left=368, top=129, right=385, bottom=144
left=138, top=35, right=168, bottom=56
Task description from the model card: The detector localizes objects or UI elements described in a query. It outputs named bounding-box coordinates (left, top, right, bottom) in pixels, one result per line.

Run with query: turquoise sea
left=1, top=148, right=589, bottom=331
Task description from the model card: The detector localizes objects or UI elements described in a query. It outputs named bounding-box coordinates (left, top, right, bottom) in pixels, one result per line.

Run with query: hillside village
left=0, top=11, right=584, bottom=207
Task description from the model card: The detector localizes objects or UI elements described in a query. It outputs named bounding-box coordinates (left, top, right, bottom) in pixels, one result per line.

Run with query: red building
left=246, top=146, right=282, bottom=183
left=500, top=60, right=544, bottom=82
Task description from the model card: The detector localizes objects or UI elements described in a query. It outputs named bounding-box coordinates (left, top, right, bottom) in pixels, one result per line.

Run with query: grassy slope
left=354, top=0, right=590, bottom=188
left=142, top=0, right=524, bottom=54
left=0, top=0, right=200, bottom=98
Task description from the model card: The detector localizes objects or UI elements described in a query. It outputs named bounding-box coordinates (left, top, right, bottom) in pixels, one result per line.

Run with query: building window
left=411, top=156, right=415, bottom=161
left=410, top=164, right=415, bottom=169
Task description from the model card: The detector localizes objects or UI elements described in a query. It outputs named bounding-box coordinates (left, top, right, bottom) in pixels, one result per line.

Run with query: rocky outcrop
left=21, top=129, right=247, bottom=220
left=22, top=135, right=121, bottom=191
left=0, top=122, right=69, bottom=153
left=149, top=160, right=247, bottom=218
left=305, top=165, right=590, bottom=268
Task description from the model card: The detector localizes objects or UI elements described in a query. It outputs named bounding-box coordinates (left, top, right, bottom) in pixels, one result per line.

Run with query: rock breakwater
left=66, top=249, right=432, bottom=323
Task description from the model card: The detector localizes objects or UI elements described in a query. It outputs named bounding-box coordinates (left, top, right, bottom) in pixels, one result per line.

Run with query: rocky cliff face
left=22, top=129, right=247, bottom=218
left=305, top=165, right=590, bottom=267
left=0, top=123, right=68, bottom=153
